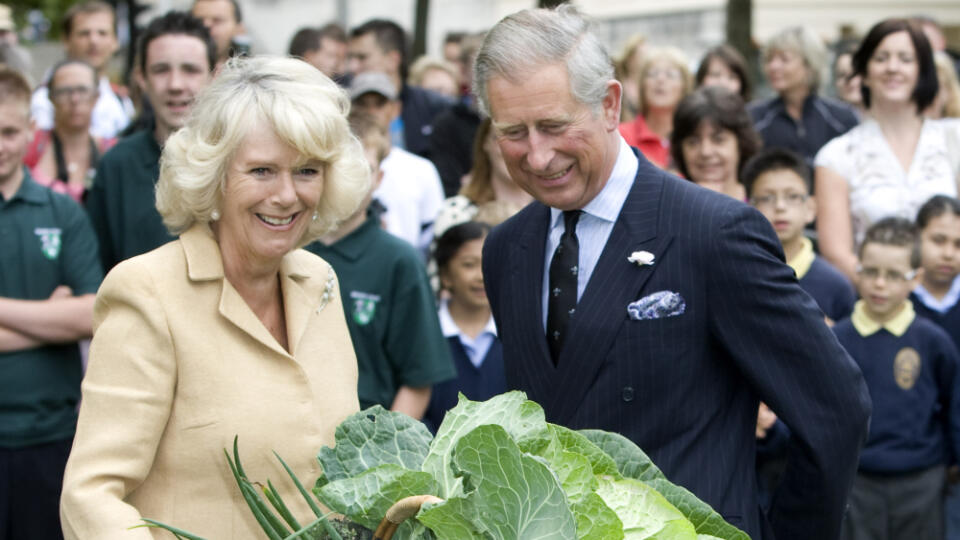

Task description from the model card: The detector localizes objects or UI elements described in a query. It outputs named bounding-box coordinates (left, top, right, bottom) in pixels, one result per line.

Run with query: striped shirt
left=542, top=137, right=639, bottom=329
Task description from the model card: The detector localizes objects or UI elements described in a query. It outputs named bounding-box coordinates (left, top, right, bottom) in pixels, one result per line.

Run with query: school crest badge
left=350, top=291, right=381, bottom=326
left=894, top=347, right=921, bottom=390
left=34, top=227, right=62, bottom=260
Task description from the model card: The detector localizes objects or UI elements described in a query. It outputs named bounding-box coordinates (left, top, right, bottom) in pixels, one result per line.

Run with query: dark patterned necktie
left=546, top=210, right=581, bottom=365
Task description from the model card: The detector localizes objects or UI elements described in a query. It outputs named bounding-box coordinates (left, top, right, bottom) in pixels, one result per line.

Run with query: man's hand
left=756, top=402, right=778, bottom=439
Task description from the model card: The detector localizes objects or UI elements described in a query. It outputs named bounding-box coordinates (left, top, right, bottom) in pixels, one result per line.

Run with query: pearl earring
left=312, top=211, right=319, bottom=222
left=210, top=209, right=220, bottom=221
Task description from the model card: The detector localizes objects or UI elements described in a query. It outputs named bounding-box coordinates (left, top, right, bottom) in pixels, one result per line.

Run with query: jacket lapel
left=280, top=255, right=316, bottom=357
left=545, top=162, right=673, bottom=424
left=181, top=224, right=301, bottom=359
left=508, top=204, right=559, bottom=403
left=218, top=282, right=291, bottom=358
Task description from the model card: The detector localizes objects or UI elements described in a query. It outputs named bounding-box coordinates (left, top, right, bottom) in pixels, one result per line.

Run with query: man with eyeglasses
left=23, top=60, right=115, bottom=203
left=833, top=217, right=960, bottom=540
left=29, top=0, right=134, bottom=140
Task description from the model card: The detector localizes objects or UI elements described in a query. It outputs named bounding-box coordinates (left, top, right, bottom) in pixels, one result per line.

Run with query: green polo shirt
left=85, top=128, right=174, bottom=271
left=306, top=213, right=454, bottom=410
left=0, top=168, right=103, bottom=448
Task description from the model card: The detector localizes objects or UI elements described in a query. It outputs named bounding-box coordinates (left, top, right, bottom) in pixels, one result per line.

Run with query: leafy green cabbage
left=311, top=392, right=751, bottom=540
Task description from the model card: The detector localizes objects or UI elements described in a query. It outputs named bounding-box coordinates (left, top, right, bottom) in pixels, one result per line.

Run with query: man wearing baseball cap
left=349, top=71, right=444, bottom=258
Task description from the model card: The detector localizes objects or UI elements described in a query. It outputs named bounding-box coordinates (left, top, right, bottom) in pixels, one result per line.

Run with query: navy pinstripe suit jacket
left=482, top=152, right=871, bottom=540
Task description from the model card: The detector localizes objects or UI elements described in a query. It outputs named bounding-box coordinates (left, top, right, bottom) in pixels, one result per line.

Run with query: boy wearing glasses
left=744, top=148, right=856, bottom=323
left=834, top=217, right=960, bottom=540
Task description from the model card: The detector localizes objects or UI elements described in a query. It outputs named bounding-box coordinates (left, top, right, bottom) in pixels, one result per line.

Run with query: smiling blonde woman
left=60, top=55, right=370, bottom=539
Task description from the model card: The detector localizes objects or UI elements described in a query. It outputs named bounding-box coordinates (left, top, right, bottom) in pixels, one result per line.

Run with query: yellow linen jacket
left=61, top=224, right=360, bottom=539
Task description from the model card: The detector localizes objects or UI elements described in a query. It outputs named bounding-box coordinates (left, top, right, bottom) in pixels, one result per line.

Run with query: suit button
left=622, top=387, right=634, bottom=402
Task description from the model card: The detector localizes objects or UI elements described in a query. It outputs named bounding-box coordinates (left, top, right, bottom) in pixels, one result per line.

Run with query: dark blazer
left=482, top=151, right=871, bottom=540
left=400, top=84, right=453, bottom=159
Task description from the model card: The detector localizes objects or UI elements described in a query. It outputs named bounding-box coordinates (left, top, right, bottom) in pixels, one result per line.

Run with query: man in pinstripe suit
left=474, top=7, right=871, bottom=540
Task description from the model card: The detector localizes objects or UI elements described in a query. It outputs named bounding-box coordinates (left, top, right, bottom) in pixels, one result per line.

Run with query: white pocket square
left=627, top=291, right=686, bottom=321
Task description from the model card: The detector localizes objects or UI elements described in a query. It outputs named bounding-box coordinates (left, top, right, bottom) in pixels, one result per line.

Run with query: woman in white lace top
left=815, top=18, right=960, bottom=281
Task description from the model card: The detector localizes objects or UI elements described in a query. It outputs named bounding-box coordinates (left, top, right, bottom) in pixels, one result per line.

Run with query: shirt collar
left=851, top=299, right=916, bottom=337
left=4, top=167, right=46, bottom=205
left=438, top=299, right=497, bottom=338
left=913, top=275, right=960, bottom=314
left=130, top=127, right=162, bottom=168
left=549, top=136, right=639, bottom=229
left=321, top=212, right=381, bottom=262
left=787, top=237, right=816, bottom=280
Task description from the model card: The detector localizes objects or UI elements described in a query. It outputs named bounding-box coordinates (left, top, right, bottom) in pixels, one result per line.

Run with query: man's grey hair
left=473, top=5, right=614, bottom=117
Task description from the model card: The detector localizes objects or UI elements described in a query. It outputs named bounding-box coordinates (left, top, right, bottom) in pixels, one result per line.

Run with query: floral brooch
left=628, top=250, right=655, bottom=267
left=316, top=266, right=337, bottom=313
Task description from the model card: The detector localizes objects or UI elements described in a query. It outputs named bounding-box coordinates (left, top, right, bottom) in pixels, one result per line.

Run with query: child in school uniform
left=306, top=112, right=454, bottom=419
left=834, top=217, right=960, bottom=540
left=743, top=148, right=856, bottom=323
left=910, top=195, right=960, bottom=540
left=912, top=195, right=960, bottom=342
left=422, top=220, right=506, bottom=432
left=743, top=148, right=858, bottom=508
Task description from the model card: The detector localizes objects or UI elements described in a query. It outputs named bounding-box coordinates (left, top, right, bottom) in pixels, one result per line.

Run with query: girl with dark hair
left=696, top=44, right=752, bottom=101
left=422, top=221, right=505, bottom=432
left=670, top=86, right=762, bottom=200
left=912, top=195, right=960, bottom=336
left=816, top=18, right=960, bottom=282
left=911, top=195, right=960, bottom=539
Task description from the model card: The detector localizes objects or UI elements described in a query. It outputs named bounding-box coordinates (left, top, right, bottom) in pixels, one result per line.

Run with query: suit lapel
left=507, top=204, right=559, bottom=403
left=545, top=161, right=673, bottom=424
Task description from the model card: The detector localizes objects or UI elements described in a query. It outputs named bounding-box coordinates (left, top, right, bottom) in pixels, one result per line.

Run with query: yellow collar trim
left=787, top=237, right=815, bottom=280
left=851, top=300, right=915, bottom=337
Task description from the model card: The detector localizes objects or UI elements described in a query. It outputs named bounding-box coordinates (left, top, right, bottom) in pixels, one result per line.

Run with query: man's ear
left=133, top=69, right=146, bottom=94
left=390, top=100, right=402, bottom=122
left=384, top=51, right=407, bottom=75
left=601, top=79, right=622, bottom=131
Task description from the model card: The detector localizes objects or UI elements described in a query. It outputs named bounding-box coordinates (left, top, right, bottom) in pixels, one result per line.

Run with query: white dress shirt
left=375, top=147, right=445, bottom=257
left=913, top=275, right=960, bottom=314
left=438, top=299, right=498, bottom=368
left=541, top=137, right=639, bottom=329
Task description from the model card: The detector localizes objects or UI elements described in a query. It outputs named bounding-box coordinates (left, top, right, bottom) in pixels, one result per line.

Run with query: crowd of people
left=1, top=1, right=960, bottom=539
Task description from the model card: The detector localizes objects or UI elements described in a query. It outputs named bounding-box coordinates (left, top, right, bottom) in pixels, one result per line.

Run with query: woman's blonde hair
left=408, top=56, right=459, bottom=87
left=637, top=46, right=694, bottom=115
left=156, top=55, right=370, bottom=245
left=934, top=51, right=960, bottom=118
